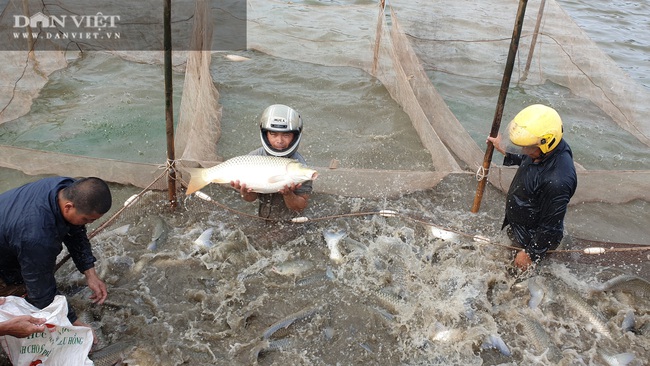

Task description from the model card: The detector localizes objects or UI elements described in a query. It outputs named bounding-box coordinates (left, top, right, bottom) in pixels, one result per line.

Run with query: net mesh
left=0, top=0, right=648, bottom=202
left=1, top=2, right=648, bottom=363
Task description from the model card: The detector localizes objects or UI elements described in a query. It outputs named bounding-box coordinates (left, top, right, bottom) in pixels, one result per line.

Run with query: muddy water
left=2, top=174, right=646, bottom=365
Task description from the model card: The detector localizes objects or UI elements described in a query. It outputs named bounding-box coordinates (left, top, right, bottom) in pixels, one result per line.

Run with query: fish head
left=287, top=162, right=318, bottom=183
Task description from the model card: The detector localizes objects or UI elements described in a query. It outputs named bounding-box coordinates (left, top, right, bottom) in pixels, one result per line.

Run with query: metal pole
left=164, top=0, right=178, bottom=209
left=471, top=0, right=528, bottom=213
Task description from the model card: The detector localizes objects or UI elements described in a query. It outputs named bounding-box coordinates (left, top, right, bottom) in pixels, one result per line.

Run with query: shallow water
left=1, top=1, right=649, bottom=365
left=2, top=174, right=647, bottom=366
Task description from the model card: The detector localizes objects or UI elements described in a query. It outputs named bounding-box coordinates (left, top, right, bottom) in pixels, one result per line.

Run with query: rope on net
left=186, top=189, right=650, bottom=257
left=475, top=164, right=489, bottom=182
left=56, top=164, right=649, bottom=274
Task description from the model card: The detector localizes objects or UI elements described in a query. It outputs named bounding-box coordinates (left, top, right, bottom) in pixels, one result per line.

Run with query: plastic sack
left=0, top=295, right=93, bottom=366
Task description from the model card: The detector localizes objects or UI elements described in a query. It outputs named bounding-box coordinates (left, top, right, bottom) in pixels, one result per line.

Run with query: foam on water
left=6, top=175, right=634, bottom=366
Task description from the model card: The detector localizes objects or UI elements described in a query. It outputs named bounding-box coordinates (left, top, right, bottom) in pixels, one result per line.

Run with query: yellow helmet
left=506, top=104, right=563, bottom=154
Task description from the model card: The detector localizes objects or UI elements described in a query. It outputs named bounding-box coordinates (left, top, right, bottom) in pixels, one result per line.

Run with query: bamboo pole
left=371, top=0, right=386, bottom=76
left=521, top=0, right=546, bottom=82
left=471, top=0, right=529, bottom=213
left=164, top=0, right=178, bottom=209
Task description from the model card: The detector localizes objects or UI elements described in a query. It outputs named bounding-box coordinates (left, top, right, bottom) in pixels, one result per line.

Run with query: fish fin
left=185, top=168, right=209, bottom=195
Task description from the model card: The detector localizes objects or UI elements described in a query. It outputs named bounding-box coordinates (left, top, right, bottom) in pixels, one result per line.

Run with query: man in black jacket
left=0, top=176, right=112, bottom=326
left=488, top=105, right=577, bottom=271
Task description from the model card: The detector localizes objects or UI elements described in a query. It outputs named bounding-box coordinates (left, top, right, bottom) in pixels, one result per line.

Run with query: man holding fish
left=234, top=104, right=314, bottom=219
left=185, top=104, right=317, bottom=220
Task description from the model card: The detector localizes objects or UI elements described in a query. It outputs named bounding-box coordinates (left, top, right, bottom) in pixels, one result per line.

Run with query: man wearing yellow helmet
left=487, top=104, right=577, bottom=271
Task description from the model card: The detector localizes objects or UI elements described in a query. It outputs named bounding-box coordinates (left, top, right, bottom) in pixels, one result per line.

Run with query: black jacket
left=502, top=139, right=577, bottom=261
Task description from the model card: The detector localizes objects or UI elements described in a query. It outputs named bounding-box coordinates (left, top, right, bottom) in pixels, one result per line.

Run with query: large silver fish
left=89, top=341, right=134, bottom=366
left=591, top=274, right=650, bottom=298
left=184, top=155, right=318, bottom=195
left=548, top=280, right=614, bottom=340
left=519, top=314, right=562, bottom=362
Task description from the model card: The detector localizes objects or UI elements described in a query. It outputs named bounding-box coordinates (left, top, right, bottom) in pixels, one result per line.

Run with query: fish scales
left=554, top=282, right=614, bottom=340
left=185, top=155, right=317, bottom=195
left=89, top=341, right=134, bottom=366
left=295, top=267, right=334, bottom=286
left=519, top=316, right=562, bottom=362
left=262, top=304, right=322, bottom=340
left=374, top=288, right=407, bottom=312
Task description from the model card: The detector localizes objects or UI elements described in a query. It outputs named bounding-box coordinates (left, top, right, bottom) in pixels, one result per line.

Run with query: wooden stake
left=521, top=0, right=546, bottom=82
left=471, top=0, right=529, bottom=213
left=371, top=0, right=386, bottom=76
left=164, top=0, right=178, bottom=209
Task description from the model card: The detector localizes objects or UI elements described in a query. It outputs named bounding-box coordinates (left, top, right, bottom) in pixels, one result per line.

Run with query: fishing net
left=1, top=1, right=649, bottom=365
left=0, top=0, right=647, bottom=203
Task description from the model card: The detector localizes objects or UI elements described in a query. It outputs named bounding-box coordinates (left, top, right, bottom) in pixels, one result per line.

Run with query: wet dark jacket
left=0, top=177, right=97, bottom=323
left=501, top=139, right=577, bottom=261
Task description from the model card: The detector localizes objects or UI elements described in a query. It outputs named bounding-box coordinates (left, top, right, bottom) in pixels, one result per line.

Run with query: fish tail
left=185, top=168, right=209, bottom=195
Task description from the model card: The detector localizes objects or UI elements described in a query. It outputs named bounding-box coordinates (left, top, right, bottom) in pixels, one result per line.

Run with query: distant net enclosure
left=0, top=0, right=648, bottom=204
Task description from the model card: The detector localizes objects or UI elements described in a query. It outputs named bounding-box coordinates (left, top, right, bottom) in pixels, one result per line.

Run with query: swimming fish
left=550, top=280, right=613, bottom=340
left=481, top=333, right=511, bottom=357
left=591, top=274, right=650, bottom=298
left=193, top=227, right=214, bottom=248
left=147, top=216, right=169, bottom=251
left=271, top=259, right=314, bottom=276
left=598, top=351, right=635, bottom=366
left=184, top=155, right=318, bottom=195
left=89, top=341, right=135, bottom=366
left=262, top=304, right=323, bottom=340
left=621, top=310, right=635, bottom=333
left=225, top=54, right=251, bottom=62
left=528, top=276, right=545, bottom=309
left=519, top=314, right=562, bottom=362
left=295, top=267, right=334, bottom=286
left=323, top=228, right=347, bottom=264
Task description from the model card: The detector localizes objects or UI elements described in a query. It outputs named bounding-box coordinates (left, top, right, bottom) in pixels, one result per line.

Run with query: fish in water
left=598, top=351, right=635, bottom=366
left=323, top=228, right=347, bottom=264
left=481, top=333, right=511, bottom=357
left=271, top=259, right=314, bottom=276
left=519, top=313, right=563, bottom=362
left=89, top=341, right=134, bottom=366
left=184, top=155, right=318, bottom=195
left=591, top=274, right=650, bottom=298
left=193, top=227, right=214, bottom=248
left=148, top=216, right=170, bottom=251
left=621, top=310, right=635, bottom=333
left=528, top=276, right=545, bottom=309
left=549, top=280, right=614, bottom=340
left=225, top=54, right=251, bottom=62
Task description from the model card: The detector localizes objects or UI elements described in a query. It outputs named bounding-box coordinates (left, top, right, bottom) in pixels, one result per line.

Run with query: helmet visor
left=503, top=119, right=544, bottom=155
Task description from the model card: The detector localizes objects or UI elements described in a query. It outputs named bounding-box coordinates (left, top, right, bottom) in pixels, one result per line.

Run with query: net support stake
left=371, top=0, right=386, bottom=76
left=521, top=0, right=546, bottom=82
left=471, top=0, right=529, bottom=213
left=164, top=0, right=178, bottom=209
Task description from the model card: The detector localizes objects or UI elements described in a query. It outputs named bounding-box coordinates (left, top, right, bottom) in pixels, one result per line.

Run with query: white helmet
left=259, top=104, right=303, bottom=157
